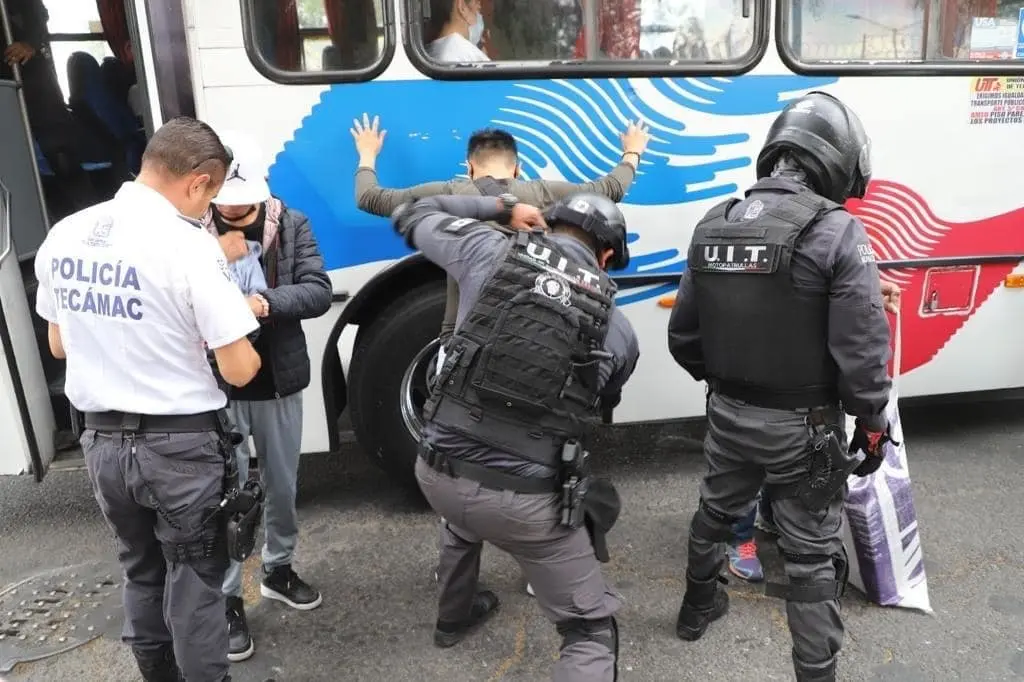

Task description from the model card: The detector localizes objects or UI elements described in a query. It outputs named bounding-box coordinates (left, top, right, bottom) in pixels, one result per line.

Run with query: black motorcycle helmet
left=543, top=193, right=630, bottom=270
left=755, top=91, right=872, bottom=204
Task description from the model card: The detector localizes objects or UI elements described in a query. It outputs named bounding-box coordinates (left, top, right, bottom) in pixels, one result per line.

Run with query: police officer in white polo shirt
left=33, top=117, right=263, bottom=682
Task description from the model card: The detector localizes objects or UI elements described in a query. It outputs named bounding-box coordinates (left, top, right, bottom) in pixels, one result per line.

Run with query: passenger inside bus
left=1, top=0, right=143, bottom=227
left=426, top=0, right=490, bottom=62
left=2, top=0, right=99, bottom=221
left=7, top=0, right=146, bottom=444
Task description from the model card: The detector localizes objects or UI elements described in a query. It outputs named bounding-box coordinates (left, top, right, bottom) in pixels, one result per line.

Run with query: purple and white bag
left=842, top=313, right=933, bottom=614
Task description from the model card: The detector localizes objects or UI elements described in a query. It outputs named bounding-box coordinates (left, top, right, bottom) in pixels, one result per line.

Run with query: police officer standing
left=33, top=117, right=262, bottom=682
left=393, top=192, right=639, bottom=681
left=666, top=92, right=893, bottom=682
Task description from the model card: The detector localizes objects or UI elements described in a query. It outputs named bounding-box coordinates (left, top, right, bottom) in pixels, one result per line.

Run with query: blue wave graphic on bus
left=269, top=75, right=837, bottom=306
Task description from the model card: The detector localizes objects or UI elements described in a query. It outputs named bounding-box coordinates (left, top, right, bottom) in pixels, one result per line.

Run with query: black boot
left=434, top=590, right=501, bottom=648
left=793, top=652, right=837, bottom=682
left=676, top=573, right=729, bottom=641
left=131, top=644, right=184, bottom=682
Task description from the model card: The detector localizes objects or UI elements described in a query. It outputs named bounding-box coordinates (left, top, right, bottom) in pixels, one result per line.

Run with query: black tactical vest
left=426, top=231, right=616, bottom=466
left=688, top=184, right=842, bottom=409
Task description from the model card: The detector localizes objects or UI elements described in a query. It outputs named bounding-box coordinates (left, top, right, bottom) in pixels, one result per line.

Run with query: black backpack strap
left=763, top=192, right=842, bottom=240
left=473, top=176, right=510, bottom=197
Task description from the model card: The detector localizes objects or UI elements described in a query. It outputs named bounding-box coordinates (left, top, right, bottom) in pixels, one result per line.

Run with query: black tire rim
left=400, top=337, right=440, bottom=444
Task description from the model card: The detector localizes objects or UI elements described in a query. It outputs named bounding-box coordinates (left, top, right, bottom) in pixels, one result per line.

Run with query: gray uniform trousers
left=416, top=458, right=621, bottom=682
left=222, top=393, right=304, bottom=597
left=688, top=393, right=846, bottom=679
left=82, top=428, right=230, bottom=682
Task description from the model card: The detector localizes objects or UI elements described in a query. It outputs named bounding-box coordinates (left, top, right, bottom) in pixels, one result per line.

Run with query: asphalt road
left=1, top=400, right=1022, bottom=682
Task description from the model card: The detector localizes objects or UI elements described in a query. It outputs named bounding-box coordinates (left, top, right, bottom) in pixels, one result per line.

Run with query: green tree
left=297, top=0, right=327, bottom=28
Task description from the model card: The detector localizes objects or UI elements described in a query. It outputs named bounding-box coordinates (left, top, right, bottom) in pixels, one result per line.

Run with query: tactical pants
left=82, top=429, right=230, bottom=682
left=222, top=393, right=304, bottom=597
left=416, top=458, right=621, bottom=682
left=688, top=393, right=846, bottom=680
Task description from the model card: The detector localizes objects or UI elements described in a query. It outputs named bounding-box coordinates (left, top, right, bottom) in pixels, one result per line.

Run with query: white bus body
left=2, top=0, right=1022, bottom=485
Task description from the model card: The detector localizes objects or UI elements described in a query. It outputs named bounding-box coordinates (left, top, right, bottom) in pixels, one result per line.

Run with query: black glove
left=849, top=418, right=898, bottom=477
left=852, top=451, right=884, bottom=477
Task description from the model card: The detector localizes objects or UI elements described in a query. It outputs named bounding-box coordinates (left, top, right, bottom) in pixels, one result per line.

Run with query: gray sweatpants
left=688, top=393, right=846, bottom=679
left=416, top=458, right=621, bottom=682
left=222, top=392, right=304, bottom=597
left=82, top=428, right=230, bottom=682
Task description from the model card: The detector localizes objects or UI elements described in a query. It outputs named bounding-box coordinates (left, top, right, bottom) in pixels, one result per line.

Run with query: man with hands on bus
left=353, top=115, right=648, bottom=597
left=352, top=116, right=649, bottom=352
left=394, top=191, right=639, bottom=681
left=667, top=91, right=895, bottom=682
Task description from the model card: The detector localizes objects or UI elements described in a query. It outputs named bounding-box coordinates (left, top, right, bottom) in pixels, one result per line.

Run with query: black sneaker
left=131, top=644, right=184, bottom=682
left=226, top=596, right=254, bottom=662
left=433, top=590, right=500, bottom=648
left=260, top=565, right=323, bottom=610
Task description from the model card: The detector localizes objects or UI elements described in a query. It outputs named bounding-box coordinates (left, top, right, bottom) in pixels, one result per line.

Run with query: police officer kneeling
left=393, top=192, right=640, bottom=681
left=667, top=92, right=894, bottom=682
left=33, top=117, right=263, bottom=682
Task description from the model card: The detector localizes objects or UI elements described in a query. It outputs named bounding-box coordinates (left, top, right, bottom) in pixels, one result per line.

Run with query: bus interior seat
left=33, top=139, right=113, bottom=176
left=99, top=56, right=137, bottom=112
left=32, top=136, right=118, bottom=225
left=322, top=44, right=342, bottom=70
left=67, top=51, right=144, bottom=176
left=423, top=0, right=442, bottom=46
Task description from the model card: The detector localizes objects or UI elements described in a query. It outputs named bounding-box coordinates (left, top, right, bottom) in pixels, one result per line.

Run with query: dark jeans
left=731, top=489, right=774, bottom=542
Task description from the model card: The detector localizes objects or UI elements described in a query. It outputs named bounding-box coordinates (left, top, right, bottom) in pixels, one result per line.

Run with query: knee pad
left=690, top=499, right=739, bottom=543
left=557, top=616, right=619, bottom=679
left=556, top=615, right=618, bottom=656
left=765, top=550, right=847, bottom=604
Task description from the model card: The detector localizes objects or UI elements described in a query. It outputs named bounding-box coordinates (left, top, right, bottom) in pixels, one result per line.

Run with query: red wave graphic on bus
left=846, top=180, right=1024, bottom=376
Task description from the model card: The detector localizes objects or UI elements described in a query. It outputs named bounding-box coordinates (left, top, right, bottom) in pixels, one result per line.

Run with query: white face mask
left=468, top=11, right=485, bottom=46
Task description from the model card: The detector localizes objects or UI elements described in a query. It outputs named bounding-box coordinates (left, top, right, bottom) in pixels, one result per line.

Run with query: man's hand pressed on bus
left=350, top=113, right=386, bottom=171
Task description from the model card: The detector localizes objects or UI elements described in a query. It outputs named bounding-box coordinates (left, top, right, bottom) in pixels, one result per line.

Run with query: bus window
left=242, top=0, right=392, bottom=81
left=781, top=0, right=1024, bottom=70
left=405, top=0, right=767, bottom=77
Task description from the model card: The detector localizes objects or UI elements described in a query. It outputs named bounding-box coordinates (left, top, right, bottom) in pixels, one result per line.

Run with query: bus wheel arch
left=321, top=255, right=445, bottom=491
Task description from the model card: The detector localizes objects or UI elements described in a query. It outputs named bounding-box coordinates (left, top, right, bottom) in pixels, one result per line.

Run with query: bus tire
left=347, top=280, right=445, bottom=495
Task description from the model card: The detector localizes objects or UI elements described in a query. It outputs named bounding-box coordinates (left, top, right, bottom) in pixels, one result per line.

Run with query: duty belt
left=84, top=411, right=220, bottom=434
left=418, top=443, right=559, bottom=495
left=709, top=379, right=838, bottom=412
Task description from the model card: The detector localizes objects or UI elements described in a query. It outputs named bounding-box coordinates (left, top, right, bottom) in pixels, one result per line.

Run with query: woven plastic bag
left=842, top=312, right=933, bottom=613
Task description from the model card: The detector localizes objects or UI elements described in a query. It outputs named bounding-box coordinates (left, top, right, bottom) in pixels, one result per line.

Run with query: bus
left=2, top=0, right=1023, bottom=489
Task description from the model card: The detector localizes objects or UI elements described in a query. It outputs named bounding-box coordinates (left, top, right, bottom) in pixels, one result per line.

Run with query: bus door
left=0, top=71, right=57, bottom=478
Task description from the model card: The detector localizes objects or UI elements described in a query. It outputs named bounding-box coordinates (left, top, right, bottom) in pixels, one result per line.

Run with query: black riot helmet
left=755, top=91, right=872, bottom=204
left=543, top=193, right=630, bottom=270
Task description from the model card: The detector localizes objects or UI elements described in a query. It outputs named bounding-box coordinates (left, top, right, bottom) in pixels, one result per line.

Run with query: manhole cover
left=0, top=561, right=122, bottom=673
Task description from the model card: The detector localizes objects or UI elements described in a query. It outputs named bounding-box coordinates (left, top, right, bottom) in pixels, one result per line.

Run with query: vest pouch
left=471, top=288, right=581, bottom=416
left=437, top=338, right=481, bottom=398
